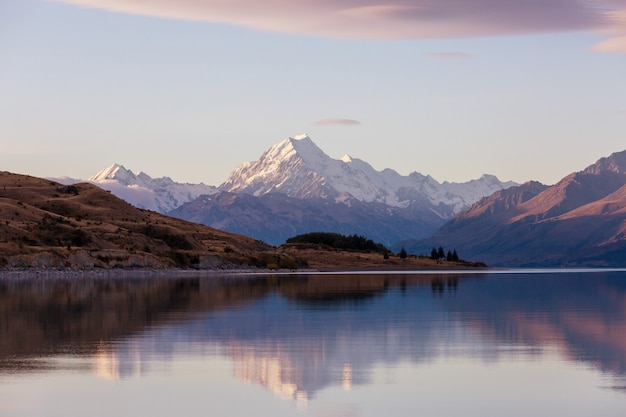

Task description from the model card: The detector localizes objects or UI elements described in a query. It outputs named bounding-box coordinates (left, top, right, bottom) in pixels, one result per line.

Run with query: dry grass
left=279, top=243, right=483, bottom=270
left=0, top=171, right=274, bottom=269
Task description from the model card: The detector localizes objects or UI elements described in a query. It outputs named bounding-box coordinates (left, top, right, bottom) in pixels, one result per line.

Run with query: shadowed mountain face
left=169, top=191, right=448, bottom=246
left=397, top=150, right=626, bottom=267
left=1, top=272, right=625, bottom=398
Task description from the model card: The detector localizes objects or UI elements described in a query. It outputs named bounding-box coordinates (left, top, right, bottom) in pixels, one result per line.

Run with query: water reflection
left=0, top=276, right=271, bottom=363
left=437, top=273, right=626, bottom=379
left=1, top=271, right=626, bottom=408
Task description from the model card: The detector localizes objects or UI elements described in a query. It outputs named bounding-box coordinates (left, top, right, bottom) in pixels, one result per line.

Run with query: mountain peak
left=88, top=164, right=135, bottom=182
left=261, top=134, right=330, bottom=169
left=220, top=134, right=517, bottom=210
left=584, top=149, right=626, bottom=176
left=289, top=135, right=328, bottom=162
left=86, top=164, right=216, bottom=213
left=220, top=134, right=334, bottom=198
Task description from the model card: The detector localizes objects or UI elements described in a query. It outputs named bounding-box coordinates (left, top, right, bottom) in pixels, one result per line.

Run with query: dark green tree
left=286, top=232, right=388, bottom=253
left=446, top=250, right=453, bottom=261
left=437, top=246, right=445, bottom=259
left=399, top=247, right=407, bottom=259
left=452, top=249, right=459, bottom=262
left=430, top=247, right=438, bottom=260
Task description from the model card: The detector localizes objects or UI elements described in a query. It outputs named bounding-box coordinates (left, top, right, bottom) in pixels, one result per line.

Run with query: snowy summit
left=86, top=164, right=217, bottom=213
left=220, top=135, right=517, bottom=214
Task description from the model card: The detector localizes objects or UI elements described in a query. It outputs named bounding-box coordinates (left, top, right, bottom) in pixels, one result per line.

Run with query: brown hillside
left=0, top=171, right=275, bottom=270
left=557, top=184, right=626, bottom=218
left=510, top=171, right=626, bottom=223
left=459, top=181, right=547, bottom=221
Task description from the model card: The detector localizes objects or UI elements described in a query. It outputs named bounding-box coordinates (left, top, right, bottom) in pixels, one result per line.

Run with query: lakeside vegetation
left=286, top=232, right=389, bottom=253
left=430, top=246, right=460, bottom=262
left=281, top=232, right=485, bottom=270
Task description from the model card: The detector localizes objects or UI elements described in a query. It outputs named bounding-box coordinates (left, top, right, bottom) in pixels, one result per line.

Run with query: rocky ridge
left=397, top=149, right=626, bottom=267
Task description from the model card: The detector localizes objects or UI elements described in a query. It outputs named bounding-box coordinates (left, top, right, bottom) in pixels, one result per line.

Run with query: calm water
left=1, top=270, right=626, bottom=416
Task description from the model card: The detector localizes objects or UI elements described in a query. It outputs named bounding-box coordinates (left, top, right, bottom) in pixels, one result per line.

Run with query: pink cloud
left=56, top=1, right=626, bottom=52
left=592, top=35, right=626, bottom=53
left=591, top=8, right=626, bottom=53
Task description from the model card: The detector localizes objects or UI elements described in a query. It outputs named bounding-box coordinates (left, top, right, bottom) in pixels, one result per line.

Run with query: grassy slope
left=0, top=171, right=272, bottom=269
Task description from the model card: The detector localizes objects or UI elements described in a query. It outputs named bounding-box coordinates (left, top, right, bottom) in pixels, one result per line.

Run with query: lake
left=1, top=270, right=625, bottom=416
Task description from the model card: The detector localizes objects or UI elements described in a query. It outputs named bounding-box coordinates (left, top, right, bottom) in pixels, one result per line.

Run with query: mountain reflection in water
left=1, top=271, right=625, bottom=412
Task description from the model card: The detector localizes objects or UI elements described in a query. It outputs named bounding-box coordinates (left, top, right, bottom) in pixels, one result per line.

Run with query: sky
left=1, top=0, right=625, bottom=186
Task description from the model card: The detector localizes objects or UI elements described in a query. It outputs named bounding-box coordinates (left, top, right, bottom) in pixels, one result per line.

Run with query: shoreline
left=0, top=267, right=269, bottom=280
left=0, top=263, right=492, bottom=280
left=2, top=266, right=625, bottom=281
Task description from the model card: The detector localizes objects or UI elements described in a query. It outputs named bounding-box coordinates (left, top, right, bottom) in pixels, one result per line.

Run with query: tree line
left=430, top=246, right=459, bottom=262
left=285, top=233, right=461, bottom=262
left=286, top=232, right=389, bottom=253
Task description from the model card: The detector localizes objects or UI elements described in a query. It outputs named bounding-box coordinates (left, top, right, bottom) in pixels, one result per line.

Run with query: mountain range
left=397, top=149, right=626, bottom=267
left=53, top=164, right=217, bottom=213
left=220, top=134, right=514, bottom=212
left=71, top=135, right=516, bottom=246
left=53, top=134, right=626, bottom=266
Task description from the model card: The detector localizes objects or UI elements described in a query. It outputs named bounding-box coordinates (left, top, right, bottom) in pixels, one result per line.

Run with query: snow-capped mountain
left=220, top=135, right=517, bottom=215
left=85, top=164, right=217, bottom=213
left=61, top=134, right=518, bottom=246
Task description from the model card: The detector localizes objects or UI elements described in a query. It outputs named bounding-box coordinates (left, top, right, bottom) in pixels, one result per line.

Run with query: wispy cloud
left=56, top=1, right=626, bottom=53
left=428, top=52, right=472, bottom=59
left=314, top=118, right=361, bottom=126
left=591, top=36, right=626, bottom=53
left=590, top=7, right=626, bottom=53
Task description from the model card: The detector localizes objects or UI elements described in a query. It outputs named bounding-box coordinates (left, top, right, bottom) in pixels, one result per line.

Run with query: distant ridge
left=397, top=149, right=626, bottom=267
left=53, top=163, right=217, bottom=213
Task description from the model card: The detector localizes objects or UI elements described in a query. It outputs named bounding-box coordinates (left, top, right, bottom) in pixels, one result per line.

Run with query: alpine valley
left=70, top=135, right=516, bottom=247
